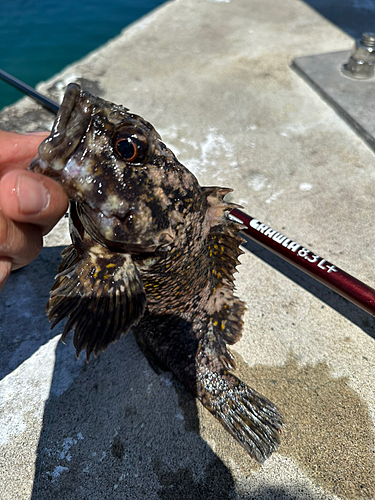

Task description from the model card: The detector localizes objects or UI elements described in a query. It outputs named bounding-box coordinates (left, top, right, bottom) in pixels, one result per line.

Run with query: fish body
left=30, top=83, right=282, bottom=462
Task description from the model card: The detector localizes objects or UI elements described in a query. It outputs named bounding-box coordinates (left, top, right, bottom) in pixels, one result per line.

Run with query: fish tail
left=197, top=369, right=282, bottom=463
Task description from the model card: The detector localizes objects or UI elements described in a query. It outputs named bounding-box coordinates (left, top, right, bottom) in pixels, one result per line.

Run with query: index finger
left=0, top=130, right=49, bottom=175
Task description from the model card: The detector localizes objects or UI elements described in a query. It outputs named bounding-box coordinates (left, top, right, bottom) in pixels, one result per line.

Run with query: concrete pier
left=1, top=0, right=375, bottom=498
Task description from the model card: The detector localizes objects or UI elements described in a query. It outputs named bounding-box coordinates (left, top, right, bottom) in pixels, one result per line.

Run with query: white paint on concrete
left=300, top=182, right=313, bottom=191
left=265, top=190, right=284, bottom=203
left=186, top=129, right=235, bottom=176
left=248, top=174, right=267, bottom=191
left=50, top=465, right=69, bottom=483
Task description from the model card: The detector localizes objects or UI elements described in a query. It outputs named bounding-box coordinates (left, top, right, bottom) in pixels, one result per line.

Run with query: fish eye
left=113, top=127, right=149, bottom=164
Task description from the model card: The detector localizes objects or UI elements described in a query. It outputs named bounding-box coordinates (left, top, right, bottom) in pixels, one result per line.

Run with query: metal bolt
left=342, top=32, right=375, bottom=79
left=361, top=32, right=375, bottom=48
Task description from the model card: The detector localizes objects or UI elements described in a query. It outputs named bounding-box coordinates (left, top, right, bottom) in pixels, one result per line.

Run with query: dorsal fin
left=202, top=186, right=246, bottom=369
left=47, top=244, right=146, bottom=361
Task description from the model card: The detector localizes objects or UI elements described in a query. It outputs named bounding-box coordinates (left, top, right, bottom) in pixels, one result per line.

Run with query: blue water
left=0, top=0, right=166, bottom=111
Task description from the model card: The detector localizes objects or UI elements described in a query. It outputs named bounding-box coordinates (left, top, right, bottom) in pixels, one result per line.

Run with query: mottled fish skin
left=30, top=83, right=282, bottom=462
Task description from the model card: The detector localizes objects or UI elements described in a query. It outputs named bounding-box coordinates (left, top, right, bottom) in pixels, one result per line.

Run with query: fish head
left=30, top=83, right=203, bottom=253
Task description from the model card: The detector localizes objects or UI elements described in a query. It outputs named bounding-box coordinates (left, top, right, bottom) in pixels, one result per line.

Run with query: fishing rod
left=1, top=69, right=375, bottom=317
left=0, top=69, right=59, bottom=114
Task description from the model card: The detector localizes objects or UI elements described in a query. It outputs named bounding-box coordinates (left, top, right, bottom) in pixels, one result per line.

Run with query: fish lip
left=52, top=83, right=82, bottom=137
left=31, top=83, right=94, bottom=171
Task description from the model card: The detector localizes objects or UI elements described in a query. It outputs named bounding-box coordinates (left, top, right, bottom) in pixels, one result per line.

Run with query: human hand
left=0, top=130, right=68, bottom=291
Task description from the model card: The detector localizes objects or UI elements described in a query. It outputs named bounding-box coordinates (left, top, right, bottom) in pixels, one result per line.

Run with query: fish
left=30, top=83, right=282, bottom=463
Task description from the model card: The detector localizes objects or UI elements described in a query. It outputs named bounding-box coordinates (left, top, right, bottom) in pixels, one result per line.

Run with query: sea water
left=0, top=0, right=166, bottom=111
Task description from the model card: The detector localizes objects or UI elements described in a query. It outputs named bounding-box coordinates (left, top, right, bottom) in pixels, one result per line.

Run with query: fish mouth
left=30, top=83, right=93, bottom=174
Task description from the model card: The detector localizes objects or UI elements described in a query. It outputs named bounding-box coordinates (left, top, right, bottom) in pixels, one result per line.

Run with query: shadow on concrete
left=0, top=247, right=63, bottom=381
left=1, top=249, right=235, bottom=499
left=241, top=236, right=375, bottom=338
left=302, top=0, right=375, bottom=38
left=30, top=317, right=237, bottom=499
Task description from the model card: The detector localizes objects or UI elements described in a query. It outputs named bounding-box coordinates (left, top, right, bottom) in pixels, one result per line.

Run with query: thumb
left=0, top=170, right=69, bottom=235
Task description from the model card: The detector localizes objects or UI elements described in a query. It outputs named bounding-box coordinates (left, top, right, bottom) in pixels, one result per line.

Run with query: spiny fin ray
left=47, top=245, right=146, bottom=361
left=204, top=186, right=246, bottom=348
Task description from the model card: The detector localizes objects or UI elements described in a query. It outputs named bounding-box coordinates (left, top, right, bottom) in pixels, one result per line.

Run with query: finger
left=0, top=212, right=43, bottom=271
left=0, top=131, right=49, bottom=174
left=0, top=170, right=69, bottom=235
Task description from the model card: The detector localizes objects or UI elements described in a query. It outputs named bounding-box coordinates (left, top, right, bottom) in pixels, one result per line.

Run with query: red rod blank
left=229, top=208, right=375, bottom=317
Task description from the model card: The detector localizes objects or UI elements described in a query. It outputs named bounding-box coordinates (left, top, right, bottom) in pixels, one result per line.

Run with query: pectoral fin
left=47, top=245, right=146, bottom=361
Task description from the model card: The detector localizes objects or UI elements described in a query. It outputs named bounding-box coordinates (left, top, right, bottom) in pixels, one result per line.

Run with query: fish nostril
left=115, top=209, right=138, bottom=230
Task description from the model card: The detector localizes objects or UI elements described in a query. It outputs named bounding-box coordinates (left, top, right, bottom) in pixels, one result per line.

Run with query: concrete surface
left=1, top=0, right=375, bottom=498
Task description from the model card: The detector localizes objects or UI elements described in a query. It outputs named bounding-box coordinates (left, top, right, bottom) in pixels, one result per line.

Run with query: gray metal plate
left=292, top=50, right=375, bottom=151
